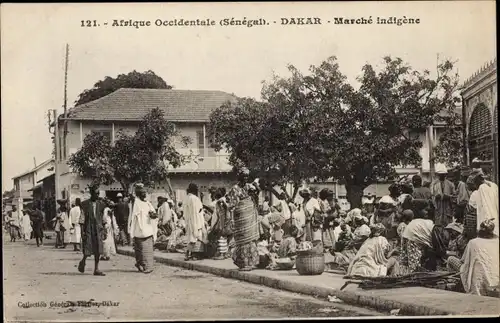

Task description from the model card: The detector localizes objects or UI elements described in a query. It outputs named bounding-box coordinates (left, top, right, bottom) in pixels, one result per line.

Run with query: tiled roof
left=12, top=158, right=54, bottom=180
left=63, top=88, right=238, bottom=122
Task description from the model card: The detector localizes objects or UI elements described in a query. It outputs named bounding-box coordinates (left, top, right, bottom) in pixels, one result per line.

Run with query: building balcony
left=168, top=152, right=232, bottom=173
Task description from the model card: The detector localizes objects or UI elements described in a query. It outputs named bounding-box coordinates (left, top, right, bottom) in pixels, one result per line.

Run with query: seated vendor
left=267, top=225, right=303, bottom=270
left=447, top=218, right=499, bottom=296
left=347, top=223, right=392, bottom=277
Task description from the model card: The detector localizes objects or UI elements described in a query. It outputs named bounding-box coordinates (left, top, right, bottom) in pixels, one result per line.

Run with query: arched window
left=468, top=103, right=493, bottom=162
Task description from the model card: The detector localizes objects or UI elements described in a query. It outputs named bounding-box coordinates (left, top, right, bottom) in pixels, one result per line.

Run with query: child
left=335, top=223, right=353, bottom=252
left=256, top=231, right=271, bottom=269
left=268, top=225, right=300, bottom=270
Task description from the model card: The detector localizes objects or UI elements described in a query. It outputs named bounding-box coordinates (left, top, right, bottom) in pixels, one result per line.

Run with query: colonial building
left=461, top=58, right=497, bottom=183
left=55, top=88, right=237, bottom=204
left=11, top=159, right=55, bottom=210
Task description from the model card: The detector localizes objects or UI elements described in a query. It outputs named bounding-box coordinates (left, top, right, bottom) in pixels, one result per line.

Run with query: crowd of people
left=4, top=164, right=498, bottom=296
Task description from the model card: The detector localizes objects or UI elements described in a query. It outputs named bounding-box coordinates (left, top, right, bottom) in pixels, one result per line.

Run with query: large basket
left=296, top=253, right=325, bottom=275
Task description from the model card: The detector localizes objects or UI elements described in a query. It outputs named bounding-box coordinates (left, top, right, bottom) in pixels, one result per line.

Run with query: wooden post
left=428, top=125, right=435, bottom=181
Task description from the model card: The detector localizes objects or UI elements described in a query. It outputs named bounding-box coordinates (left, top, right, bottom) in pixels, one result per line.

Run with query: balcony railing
left=168, top=153, right=232, bottom=173
left=61, top=148, right=232, bottom=174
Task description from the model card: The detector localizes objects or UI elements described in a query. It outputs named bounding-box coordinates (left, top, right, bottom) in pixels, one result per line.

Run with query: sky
left=1, top=1, right=496, bottom=191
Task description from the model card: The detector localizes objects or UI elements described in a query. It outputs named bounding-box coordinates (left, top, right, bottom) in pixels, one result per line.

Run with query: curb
left=117, top=248, right=452, bottom=316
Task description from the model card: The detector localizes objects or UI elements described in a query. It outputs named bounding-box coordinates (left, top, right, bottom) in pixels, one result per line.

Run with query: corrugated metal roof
left=62, top=88, right=237, bottom=122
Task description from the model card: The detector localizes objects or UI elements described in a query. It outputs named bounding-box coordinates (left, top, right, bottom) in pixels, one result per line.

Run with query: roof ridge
left=119, top=88, right=232, bottom=93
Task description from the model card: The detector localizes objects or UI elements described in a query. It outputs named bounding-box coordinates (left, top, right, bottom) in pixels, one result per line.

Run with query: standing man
left=431, top=165, right=456, bottom=226
left=7, top=205, right=21, bottom=242
left=115, top=193, right=130, bottom=246
left=129, top=184, right=158, bottom=274
left=78, top=184, right=106, bottom=276
left=69, top=198, right=82, bottom=251
left=455, top=167, right=471, bottom=224
left=31, top=203, right=45, bottom=247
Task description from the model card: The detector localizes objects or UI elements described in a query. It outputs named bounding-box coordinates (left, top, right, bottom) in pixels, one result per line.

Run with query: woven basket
left=296, top=253, right=325, bottom=275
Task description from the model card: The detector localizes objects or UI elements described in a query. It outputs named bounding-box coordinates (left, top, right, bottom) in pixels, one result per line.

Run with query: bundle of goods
left=340, top=271, right=461, bottom=291
left=296, top=242, right=325, bottom=275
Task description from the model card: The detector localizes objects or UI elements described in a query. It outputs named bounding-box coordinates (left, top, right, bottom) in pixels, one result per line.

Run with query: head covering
left=370, top=223, right=386, bottom=237
left=300, top=188, right=311, bottom=196
left=240, top=167, right=250, bottom=175
left=167, top=199, right=174, bottom=204
left=348, top=208, right=362, bottom=218
left=158, top=196, right=166, bottom=201
left=117, top=193, right=123, bottom=198
left=460, top=166, right=472, bottom=177
left=379, top=195, right=397, bottom=206
left=295, top=227, right=304, bottom=238
left=467, top=168, right=485, bottom=185
left=436, top=163, right=448, bottom=174
left=135, top=183, right=146, bottom=192
left=479, top=218, right=495, bottom=235
left=445, top=222, right=464, bottom=235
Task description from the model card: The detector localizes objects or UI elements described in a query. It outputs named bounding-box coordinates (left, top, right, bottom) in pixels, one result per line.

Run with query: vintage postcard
left=1, top=1, right=498, bottom=321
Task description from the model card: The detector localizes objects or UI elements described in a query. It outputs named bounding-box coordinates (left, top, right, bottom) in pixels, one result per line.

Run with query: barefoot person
left=78, top=184, right=106, bottom=276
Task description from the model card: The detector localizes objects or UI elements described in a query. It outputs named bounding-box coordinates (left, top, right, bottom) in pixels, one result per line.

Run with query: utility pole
left=53, top=109, right=60, bottom=204
left=63, top=44, right=69, bottom=161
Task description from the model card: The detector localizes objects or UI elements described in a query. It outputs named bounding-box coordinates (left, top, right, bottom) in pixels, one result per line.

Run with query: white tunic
left=130, top=199, right=157, bottom=242
left=68, top=206, right=82, bottom=243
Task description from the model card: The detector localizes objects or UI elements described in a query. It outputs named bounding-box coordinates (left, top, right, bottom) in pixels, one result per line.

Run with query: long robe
left=21, top=214, right=32, bottom=240
left=79, top=199, right=105, bottom=256
left=68, top=206, right=82, bottom=244
left=430, top=179, right=455, bottom=226
left=183, top=193, right=205, bottom=244
left=475, top=181, right=499, bottom=236
left=347, top=236, right=390, bottom=277
left=460, top=237, right=499, bottom=296
left=102, top=207, right=119, bottom=258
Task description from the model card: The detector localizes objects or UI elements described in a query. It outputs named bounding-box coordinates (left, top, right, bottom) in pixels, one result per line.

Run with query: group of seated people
left=151, top=171, right=498, bottom=296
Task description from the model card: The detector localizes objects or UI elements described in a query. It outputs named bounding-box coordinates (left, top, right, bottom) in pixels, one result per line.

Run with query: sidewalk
left=116, top=246, right=499, bottom=316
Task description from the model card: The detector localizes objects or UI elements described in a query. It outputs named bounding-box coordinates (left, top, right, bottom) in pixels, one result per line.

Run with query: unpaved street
left=3, top=236, right=383, bottom=321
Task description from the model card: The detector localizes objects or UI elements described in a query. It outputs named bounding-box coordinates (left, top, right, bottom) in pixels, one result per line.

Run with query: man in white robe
left=468, top=169, right=499, bottom=236
left=183, top=183, right=206, bottom=260
left=129, top=184, right=158, bottom=273
left=68, top=198, right=82, bottom=251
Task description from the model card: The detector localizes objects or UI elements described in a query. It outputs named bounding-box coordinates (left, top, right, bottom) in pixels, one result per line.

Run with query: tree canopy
left=68, top=108, right=191, bottom=192
left=209, top=56, right=460, bottom=207
left=75, top=70, right=172, bottom=106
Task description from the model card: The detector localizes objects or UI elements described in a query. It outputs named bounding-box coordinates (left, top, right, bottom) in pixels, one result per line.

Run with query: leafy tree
left=75, top=70, right=172, bottom=106
left=433, top=105, right=464, bottom=168
left=209, top=56, right=460, bottom=207
left=68, top=108, right=191, bottom=193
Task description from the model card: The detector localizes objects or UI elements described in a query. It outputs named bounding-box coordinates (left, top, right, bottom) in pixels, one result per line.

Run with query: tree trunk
left=345, top=183, right=365, bottom=210
left=291, top=182, right=300, bottom=201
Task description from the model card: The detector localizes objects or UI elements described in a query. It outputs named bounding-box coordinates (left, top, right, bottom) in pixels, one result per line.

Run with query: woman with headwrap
left=347, top=223, right=392, bottom=277
left=370, top=196, right=399, bottom=247
left=446, top=219, right=499, bottom=296
left=422, top=221, right=464, bottom=271
left=300, top=188, right=321, bottom=242
left=226, top=167, right=260, bottom=271
left=398, top=199, right=435, bottom=274
left=319, top=188, right=336, bottom=253
left=330, top=214, right=371, bottom=270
